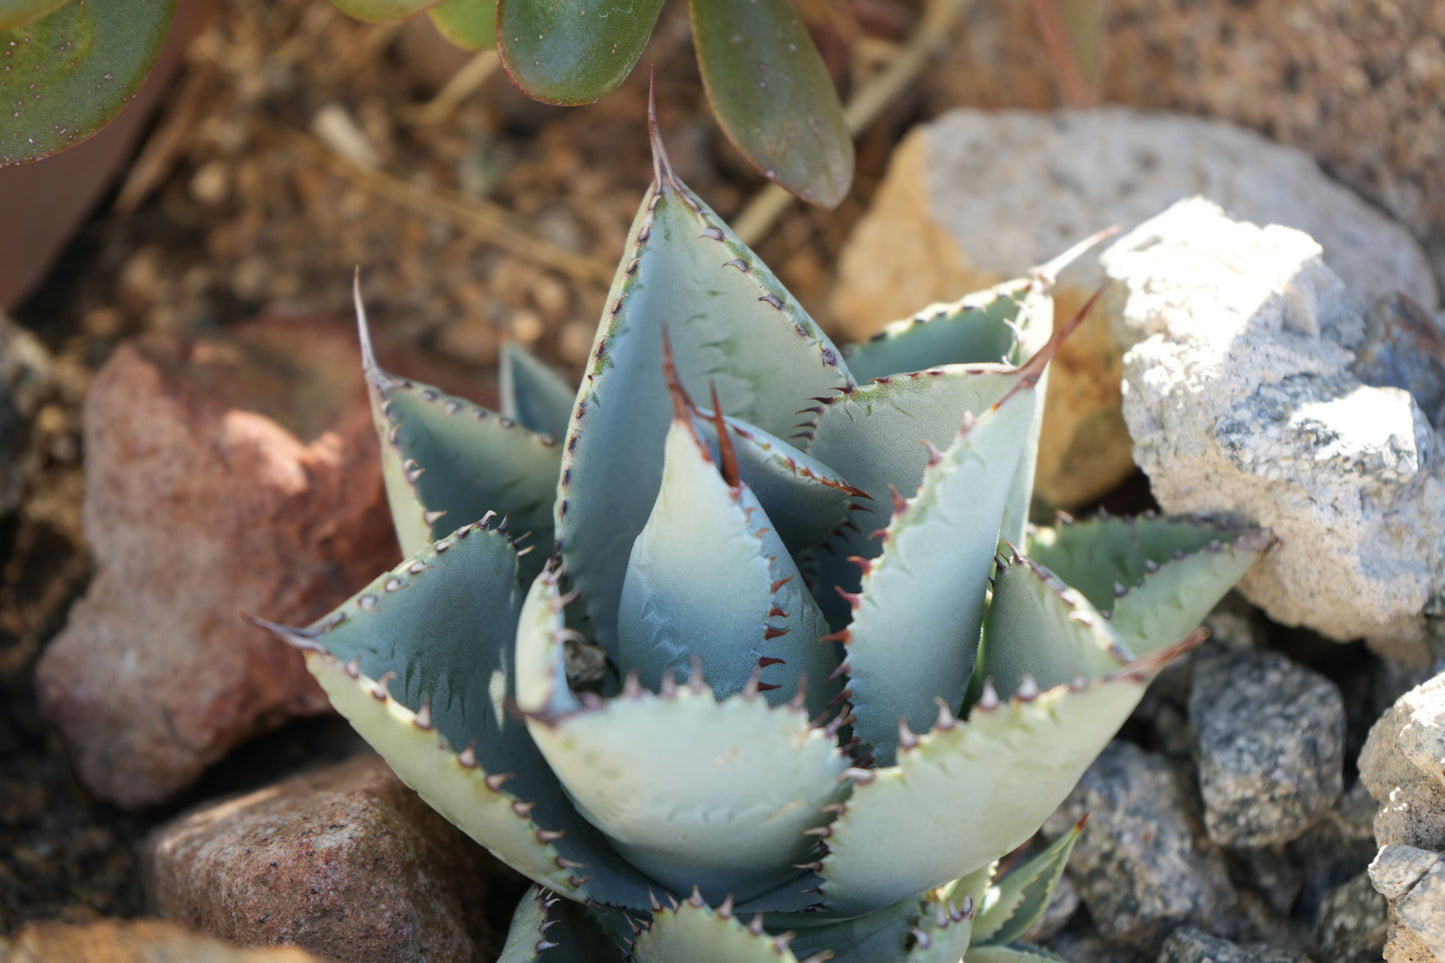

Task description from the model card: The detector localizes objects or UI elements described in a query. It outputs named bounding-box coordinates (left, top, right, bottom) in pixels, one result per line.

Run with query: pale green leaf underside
left=496, top=888, right=625, bottom=963
left=799, top=365, right=1022, bottom=628
left=632, top=899, right=801, bottom=963
left=524, top=683, right=849, bottom=905
left=695, top=412, right=864, bottom=557
left=972, top=821, right=1081, bottom=947
left=500, top=341, right=576, bottom=441
left=558, top=164, right=849, bottom=652
left=977, top=553, right=1131, bottom=702
left=327, top=0, right=438, bottom=22
left=842, top=281, right=1032, bottom=384
left=427, top=0, right=494, bottom=50
left=1026, top=517, right=1269, bottom=655
left=304, top=651, right=653, bottom=910
left=966, top=943, right=1071, bottom=963
left=370, top=371, right=560, bottom=570
left=618, top=422, right=838, bottom=717
left=845, top=390, right=1036, bottom=765
left=818, top=674, right=1154, bottom=917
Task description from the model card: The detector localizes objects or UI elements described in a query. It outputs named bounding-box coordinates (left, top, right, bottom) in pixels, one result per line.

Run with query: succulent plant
left=0, top=0, right=175, bottom=165
left=325, top=0, right=853, bottom=207
left=252, top=112, right=1269, bottom=962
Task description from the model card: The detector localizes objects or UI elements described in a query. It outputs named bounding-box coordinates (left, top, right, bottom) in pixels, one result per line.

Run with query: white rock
left=830, top=107, right=1437, bottom=507
left=1104, top=198, right=1445, bottom=650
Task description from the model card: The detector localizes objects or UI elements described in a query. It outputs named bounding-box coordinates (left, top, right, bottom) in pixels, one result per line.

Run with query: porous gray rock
left=1188, top=649, right=1345, bottom=847
left=829, top=107, right=1438, bottom=508
left=1157, top=927, right=1314, bottom=963
left=1360, top=676, right=1445, bottom=963
left=1358, top=671, right=1445, bottom=852
left=1370, top=846, right=1445, bottom=963
left=1313, top=871, right=1389, bottom=963
left=1104, top=198, right=1445, bottom=652
left=1044, top=741, right=1237, bottom=948
left=146, top=754, right=510, bottom=963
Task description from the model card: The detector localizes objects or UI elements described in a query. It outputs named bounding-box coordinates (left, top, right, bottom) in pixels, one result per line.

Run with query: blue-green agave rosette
left=252, top=117, right=1270, bottom=963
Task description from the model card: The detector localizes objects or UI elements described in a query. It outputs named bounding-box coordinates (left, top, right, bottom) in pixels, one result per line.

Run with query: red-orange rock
left=1, top=918, right=332, bottom=963
left=35, top=317, right=401, bottom=809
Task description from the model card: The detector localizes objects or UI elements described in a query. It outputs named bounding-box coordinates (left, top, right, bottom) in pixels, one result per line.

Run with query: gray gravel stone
left=1189, top=649, right=1346, bottom=847
left=1044, top=741, right=1238, bottom=948
left=1360, top=674, right=1445, bottom=852
left=1158, top=927, right=1315, bottom=963
left=1313, top=871, right=1389, bottom=963
left=1369, top=845, right=1445, bottom=962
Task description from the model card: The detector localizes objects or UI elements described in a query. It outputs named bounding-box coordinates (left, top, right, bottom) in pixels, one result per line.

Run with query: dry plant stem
left=1027, top=0, right=1096, bottom=108
left=401, top=49, right=503, bottom=127
left=733, top=0, right=979, bottom=246
left=280, top=128, right=615, bottom=287
left=111, top=67, right=214, bottom=214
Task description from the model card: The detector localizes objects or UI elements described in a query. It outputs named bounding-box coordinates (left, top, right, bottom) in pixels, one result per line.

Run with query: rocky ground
left=2, top=1, right=1444, bottom=962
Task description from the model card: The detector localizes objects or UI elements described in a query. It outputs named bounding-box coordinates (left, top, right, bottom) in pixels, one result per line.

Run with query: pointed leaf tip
left=1032, top=225, right=1122, bottom=286
left=352, top=268, right=380, bottom=377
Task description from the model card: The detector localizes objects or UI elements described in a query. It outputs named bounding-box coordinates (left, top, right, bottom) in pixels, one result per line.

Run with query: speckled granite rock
left=828, top=107, right=1437, bottom=508
left=1313, top=871, right=1389, bottom=963
left=145, top=754, right=513, bottom=963
left=0, top=918, right=332, bottom=962
left=1044, top=741, right=1237, bottom=948
left=1157, top=927, right=1314, bottom=963
left=1189, top=649, right=1345, bottom=847
left=1370, top=846, right=1445, bottom=963
left=1104, top=199, right=1445, bottom=652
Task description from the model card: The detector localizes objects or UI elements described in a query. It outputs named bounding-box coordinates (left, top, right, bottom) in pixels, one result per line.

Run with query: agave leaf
left=965, top=943, right=1071, bottom=963
left=0, top=0, right=174, bottom=166
left=693, top=412, right=866, bottom=558
left=358, top=292, right=560, bottom=568
left=975, top=552, right=1132, bottom=703
left=254, top=524, right=653, bottom=909
left=971, top=820, right=1082, bottom=948
left=1027, top=518, right=1270, bottom=656
left=798, top=365, right=1022, bottom=628
left=557, top=126, right=850, bottom=652
left=496, top=888, right=627, bottom=963
left=500, top=341, right=576, bottom=441
left=784, top=866, right=989, bottom=963
left=496, top=0, right=666, bottom=105
left=817, top=646, right=1195, bottom=918
left=841, top=281, right=1033, bottom=384
left=427, top=0, right=495, bottom=49
left=326, top=0, right=439, bottom=22
left=618, top=420, right=839, bottom=717
left=843, top=390, right=1035, bottom=766
left=632, top=896, right=804, bottom=963
left=0, top=0, right=67, bottom=29
left=689, top=0, right=851, bottom=208
left=518, top=564, right=849, bottom=905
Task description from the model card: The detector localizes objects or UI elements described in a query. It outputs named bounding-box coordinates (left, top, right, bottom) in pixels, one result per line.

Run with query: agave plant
left=252, top=113, right=1269, bottom=962
left=326, top=0, right=852, bottom=207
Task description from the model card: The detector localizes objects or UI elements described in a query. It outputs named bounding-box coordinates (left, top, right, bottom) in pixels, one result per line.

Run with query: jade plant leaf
left=327, top=0, right=439, bottom=22
left=689, top=0, right=852, bottom=208
left=497, top=0, right=667, bottom=104
left=0, top=0, right=174, bottom=166
left=0, top=0, right=67, bottom=29
left=428, top=0, right=495, bottom=49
